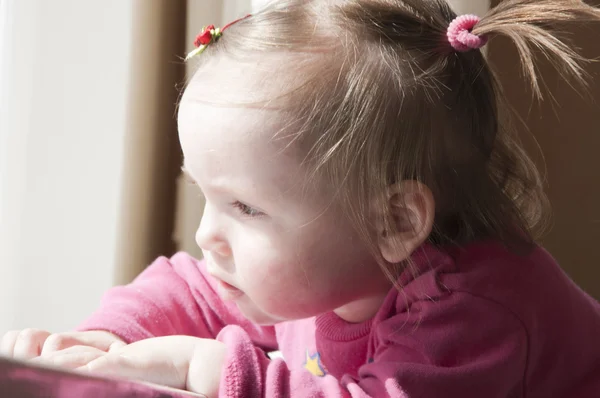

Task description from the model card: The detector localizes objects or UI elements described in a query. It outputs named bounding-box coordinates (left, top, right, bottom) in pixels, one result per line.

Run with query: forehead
left=177, top=53, right=334, bottom=202
left=178, top=85, right=307, bottom=199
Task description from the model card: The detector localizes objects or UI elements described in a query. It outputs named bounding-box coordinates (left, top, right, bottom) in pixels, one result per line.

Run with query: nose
left=195, top=203, right=231, bottom=257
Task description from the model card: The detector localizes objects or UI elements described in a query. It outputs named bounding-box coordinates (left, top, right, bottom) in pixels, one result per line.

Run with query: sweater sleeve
left=214, top=292, right=528, bottom=397
left=75, top=252, right=277, bottom=351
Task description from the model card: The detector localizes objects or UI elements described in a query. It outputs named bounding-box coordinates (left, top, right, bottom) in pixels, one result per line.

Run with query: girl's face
left=178, top=68, right=392, bottom=325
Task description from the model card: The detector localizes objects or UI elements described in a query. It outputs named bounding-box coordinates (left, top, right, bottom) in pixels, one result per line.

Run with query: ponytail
left=474, top=0, right=600, bottom=98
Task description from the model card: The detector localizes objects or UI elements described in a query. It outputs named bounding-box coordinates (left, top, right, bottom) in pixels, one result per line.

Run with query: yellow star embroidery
left=303, top=350, right=326, bottom=377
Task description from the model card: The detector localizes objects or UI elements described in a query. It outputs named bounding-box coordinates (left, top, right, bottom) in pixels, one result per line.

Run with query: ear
left=376, top=180, right=435, bottom=263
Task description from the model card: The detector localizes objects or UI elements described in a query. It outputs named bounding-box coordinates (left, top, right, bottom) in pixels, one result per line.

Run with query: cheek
left=235, top=230, right=326, bottom=289
left=239, top=246, right=352, bottom=317
left=239, top=249, right=302, bottom=297
left=230, top=211, right=379, bottom=319
left=236, top=247, right=331, bottom=319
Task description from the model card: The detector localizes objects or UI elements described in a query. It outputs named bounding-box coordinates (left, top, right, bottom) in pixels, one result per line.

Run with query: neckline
left=315, top=310, right=374, bottom=342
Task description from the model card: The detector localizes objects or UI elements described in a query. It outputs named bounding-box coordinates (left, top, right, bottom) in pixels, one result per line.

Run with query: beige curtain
left=113, top=0, right=186, bottom=286
left=115, top=0, right=255, bottom=284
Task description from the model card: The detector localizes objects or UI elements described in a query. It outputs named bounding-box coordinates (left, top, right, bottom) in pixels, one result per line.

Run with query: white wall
left=0, top=0, right=133, bottom=333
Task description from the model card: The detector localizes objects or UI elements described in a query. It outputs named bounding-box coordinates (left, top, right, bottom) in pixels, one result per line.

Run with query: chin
left=236, top=302, right=285, bottom=325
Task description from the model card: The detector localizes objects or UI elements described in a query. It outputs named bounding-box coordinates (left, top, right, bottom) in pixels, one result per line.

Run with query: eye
left=232, top=201, right=265, bottom=218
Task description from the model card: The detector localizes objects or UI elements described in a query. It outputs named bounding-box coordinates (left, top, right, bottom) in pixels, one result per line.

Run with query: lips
left=218, top=278, right=237, bottom=291
left=205, top=257, right=243, bottom=300
left=207, top=268, right=243, bottom=300
left=215, top=278, right=244, bottom=301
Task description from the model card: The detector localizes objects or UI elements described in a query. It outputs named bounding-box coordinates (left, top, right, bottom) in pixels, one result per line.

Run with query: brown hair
left=190, top=0, right=600, bottom=275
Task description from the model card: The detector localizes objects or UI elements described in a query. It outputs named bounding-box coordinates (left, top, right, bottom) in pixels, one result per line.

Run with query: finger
left=77, top=353, right=136, bottom=379
left=0, top=330, right=20, bottom=357
left=107, top=339, right=127, bottom=353
left=79, top=353, right=182, bottom=389
left=32, top=345, right=106, bottom=370
left=41, top=331, right=124, bottom=355
left=13, top=329, right=51, bottom=360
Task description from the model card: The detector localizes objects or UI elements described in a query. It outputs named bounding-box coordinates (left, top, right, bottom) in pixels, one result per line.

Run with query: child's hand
left=0, top=329, right=125, bottom=359
left=34, top=336, right=226, bottom=397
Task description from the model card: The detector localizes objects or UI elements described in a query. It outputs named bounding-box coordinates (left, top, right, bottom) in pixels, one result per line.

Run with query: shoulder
left=370, top=249, right=530, bottom=391
left=374, top=241, right=559, bottom=333
left=389, top=240, right=558, bottom=304
left=370, top=243, right=534, bottom=370
left=374, top=239, right=598, bottom=345
left=370, top=242, right=600, bottom=394
left=440, top=240, right=557, bottom=296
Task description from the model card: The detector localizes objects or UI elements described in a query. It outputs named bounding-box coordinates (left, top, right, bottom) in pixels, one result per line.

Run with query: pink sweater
left=77, top=242, right=600, bottom=397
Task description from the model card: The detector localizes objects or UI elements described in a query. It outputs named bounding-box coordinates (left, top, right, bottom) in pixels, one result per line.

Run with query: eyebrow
left=181, top=161, right=290, bottom=201
left=181, top=163, right=257, bottom=199
left=181, top=164, right=232, bottom=194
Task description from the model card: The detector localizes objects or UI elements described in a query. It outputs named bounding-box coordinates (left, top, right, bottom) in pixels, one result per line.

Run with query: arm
left=212, top=292, right=528, bottom=397
left=76, top=252, right=277, bottom=351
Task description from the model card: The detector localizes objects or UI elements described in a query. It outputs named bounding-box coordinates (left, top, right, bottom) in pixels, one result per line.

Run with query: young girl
left=2, top=0, right=600, bottom=396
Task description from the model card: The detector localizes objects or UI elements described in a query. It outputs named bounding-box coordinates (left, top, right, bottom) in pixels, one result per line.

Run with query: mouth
left=205, top=257, right=243, bottom=300
left=209, top=273, right=244, bottom=301
left=218, top=279, right=238, bottom=291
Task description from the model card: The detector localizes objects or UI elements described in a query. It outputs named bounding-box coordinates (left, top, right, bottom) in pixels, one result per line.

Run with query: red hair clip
left=185, top=14, right=251, bottom=61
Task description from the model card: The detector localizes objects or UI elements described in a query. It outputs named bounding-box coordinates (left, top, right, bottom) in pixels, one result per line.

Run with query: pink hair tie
left=447, top=14, right=487, bottom=52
